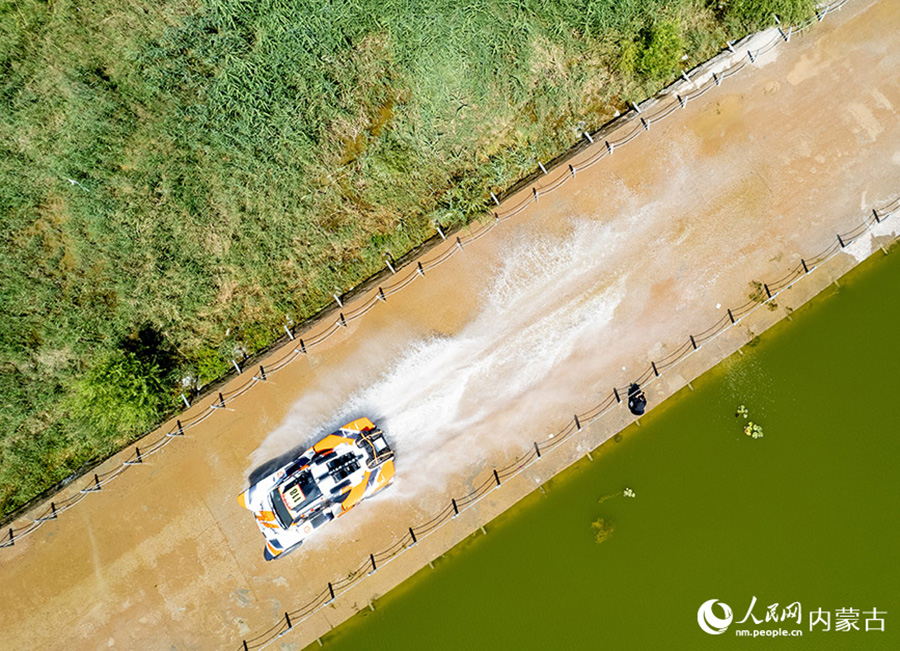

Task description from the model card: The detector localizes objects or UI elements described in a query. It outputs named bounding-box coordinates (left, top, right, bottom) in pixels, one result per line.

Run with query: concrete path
left=2, top=1, right=900, bottom=649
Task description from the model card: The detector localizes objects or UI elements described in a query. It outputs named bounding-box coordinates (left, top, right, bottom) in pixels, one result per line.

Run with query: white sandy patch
left=843, top=213, right=900, bottom=262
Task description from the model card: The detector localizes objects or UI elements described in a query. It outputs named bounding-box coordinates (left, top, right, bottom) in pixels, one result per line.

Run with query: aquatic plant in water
left=744, top=422, right=764, bottom=439
left=592, top=518, right=616, bottom=544
left=736, top=404, right=764, bottom=438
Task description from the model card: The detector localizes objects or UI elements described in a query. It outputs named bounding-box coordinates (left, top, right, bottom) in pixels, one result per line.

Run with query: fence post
left=801, top=259, right=809, bottom=274
left=231, top=359, right=241, bottom=374
left=285, top=611, right=293, bottom=630
left=258, top=365, right=266, bottom=381
left=538, top=161, right=548, bottom=175
left=455, top=237, right=464, bottom=251
left=327, top=582, right=335, bottom=602
left=606, top=141, right=614, bottom=155
left=7, top=528, right=12, bottom=546
left=451, top=498, right=459, bottom=517
left=37, top=502, right=58, bottom=522
left=338, top=313, right=347, bottom=327
left=435, top=223, right=446, bottom=240
left=177, top=420, right=184, bottom=435
left=92, top=474, right=101, bottom=491
left=837, top=234, right=846, bottom=248
left=370, top=553, right=377, bottom=574
left=690, top=335, right=698, bottom=350
left=680, top=70, right=690, bottom=83
left=493, top=469, right=501, bottom=487
left=378, top=287, right=387, bottom=302
left=574, top=414, right=582, bottom=431
left=640, top=117, right=650, bottom=131
left=416, top=262, right=425, bottom=277
left=284, top=324, right=295, bottom=340
left=873, top=209, right=881, bottom=223
left=299, top=339, right=307, bottom=354
left=532, top=187, right=539, bottom=202
left=569, top=164, right=576, bottom=177
left=408, top=527, right=417, bottom=545
left=613, top=387, right=621, bottom=403
left=181, top=393, right=191, bottom=409
left=491, top=191, right=500, bottom=206
left=333, top=293, right=343, bottom=308
left=583, top=132, right=594, bottom=144
left=218, top=392, right=226, bottom=409
left=677, top=94, right=686, bottom=109
left=534, top=441, right=542, bottom=458
left=763, top=284, right=772, bottom=299
left=651, top=361, right=659, bottom=377
left=727, top=309, right=735, bottom=324
left=243, top=641, right=248, bottom=651
left=385, top=258, right=396, bottom=274
left=134, top=447, right=142, bottom=463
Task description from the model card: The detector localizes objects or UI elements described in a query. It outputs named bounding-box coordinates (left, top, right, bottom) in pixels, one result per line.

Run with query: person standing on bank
left=628, top=383, right=647, bottom=416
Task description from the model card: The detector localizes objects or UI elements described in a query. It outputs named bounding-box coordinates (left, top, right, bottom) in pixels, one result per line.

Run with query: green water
left=311, top=250, right=900, bottom=650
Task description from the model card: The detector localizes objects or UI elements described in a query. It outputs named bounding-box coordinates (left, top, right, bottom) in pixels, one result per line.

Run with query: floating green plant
left=744, top=422, right=764, bottom=439
left=736, top=404, right=764, bottom=439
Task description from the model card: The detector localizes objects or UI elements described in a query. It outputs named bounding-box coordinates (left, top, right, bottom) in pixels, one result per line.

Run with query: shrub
left=636, top=21, right=685, bottom=83
left=72, top=351, right=172, bottom=437
left=711, top=0, right=816, bottom=32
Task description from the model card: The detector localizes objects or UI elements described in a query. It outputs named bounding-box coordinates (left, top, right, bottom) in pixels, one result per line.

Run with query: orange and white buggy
left=238, top=418, right=394, bottom=560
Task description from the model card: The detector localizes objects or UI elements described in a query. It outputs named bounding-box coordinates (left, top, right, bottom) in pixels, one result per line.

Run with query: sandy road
left=2, top=1, right=900, bottom=648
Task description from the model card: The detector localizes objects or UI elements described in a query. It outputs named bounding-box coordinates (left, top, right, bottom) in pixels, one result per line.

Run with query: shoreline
left=250, top=208, right=899, bottom=651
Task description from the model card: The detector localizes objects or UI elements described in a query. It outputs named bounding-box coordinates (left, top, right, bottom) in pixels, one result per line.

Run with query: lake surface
left=310, top=247, right=900, bottom=650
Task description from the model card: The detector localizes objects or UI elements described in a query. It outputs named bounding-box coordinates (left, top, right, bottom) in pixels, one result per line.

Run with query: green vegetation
left=735, top=404, right=764, bottom=438
left=591, top=517, right=615, bottom=543
left=749, top=280, right=778, bottom=310
left=630, top=21, right=686, bottom=83
left=744, top=422, right=764, bottom=438
left=0, top=0, right=814, bottom=516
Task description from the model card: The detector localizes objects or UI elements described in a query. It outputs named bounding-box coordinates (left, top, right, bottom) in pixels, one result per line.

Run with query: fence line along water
left=0, top=0, right=855, bottom=554
left=235, top=188, right=898, bottom=650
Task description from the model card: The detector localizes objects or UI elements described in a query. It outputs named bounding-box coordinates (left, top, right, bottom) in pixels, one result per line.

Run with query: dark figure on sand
left=628, top=383, right=647, bottom=416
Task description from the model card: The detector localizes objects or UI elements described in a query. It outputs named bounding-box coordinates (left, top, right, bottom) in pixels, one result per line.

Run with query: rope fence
left=0, top=0, right=864, bottom=598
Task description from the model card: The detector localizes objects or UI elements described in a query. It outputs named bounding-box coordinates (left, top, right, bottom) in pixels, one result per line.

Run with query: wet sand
left=2, top=1, right=900, bottom=649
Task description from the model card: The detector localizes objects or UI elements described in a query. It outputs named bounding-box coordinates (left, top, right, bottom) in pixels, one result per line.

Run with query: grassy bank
left=0, top=0, right=814, bottom=517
